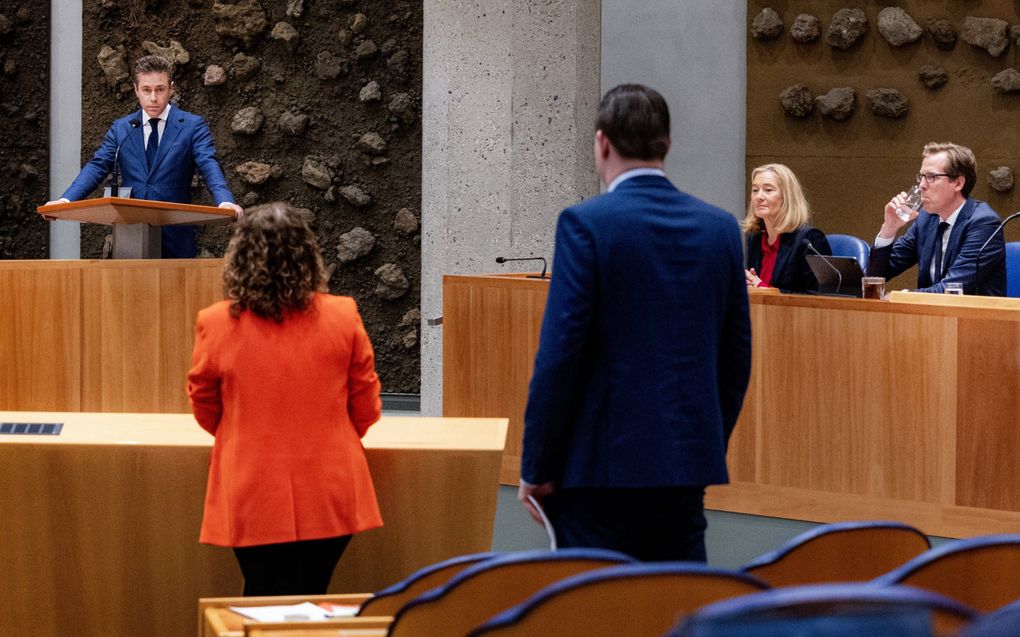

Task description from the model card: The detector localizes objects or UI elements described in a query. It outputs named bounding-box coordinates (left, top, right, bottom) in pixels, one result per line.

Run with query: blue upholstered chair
left=357, top=551, right=501, bottom=616
left=957, top=598, right=1020, bottom=637
left=671, top=583, right=975, bottom=637
left=387, top=548, right=633, bottom=636
left=826, top=234, right=871, bottom=270
left=740, top=520, right=930, bottom=587
left=467, top=562, right=768, bottom=637
left=1006, top=242, right=1020, bottom=298
left=873, top=534, right=1020, bottom=613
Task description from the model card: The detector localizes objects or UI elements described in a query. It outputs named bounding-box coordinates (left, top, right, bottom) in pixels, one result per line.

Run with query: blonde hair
left=222, top=202, right=328, bottom=323
left=742, top=163, right=812, bottom=235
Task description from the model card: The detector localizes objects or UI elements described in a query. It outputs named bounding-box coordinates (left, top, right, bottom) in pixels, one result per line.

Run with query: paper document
left=229, top=601, right=331, bottom=622
left=527, top=495, right=557, bottom=550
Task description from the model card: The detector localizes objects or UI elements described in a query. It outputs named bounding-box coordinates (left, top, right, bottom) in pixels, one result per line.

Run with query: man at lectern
left=519, top=84, right=752, bottom=561
left=46, top=54, right=241, bottom=258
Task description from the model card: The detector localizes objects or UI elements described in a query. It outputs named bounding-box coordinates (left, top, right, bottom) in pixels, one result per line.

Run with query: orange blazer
left=188, top=293, right=383, bottom=547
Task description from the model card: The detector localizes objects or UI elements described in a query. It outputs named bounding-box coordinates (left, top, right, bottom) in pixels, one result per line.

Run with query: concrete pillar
left=48, top=0, right=83, bottom=258
left=421, top=0, right=601, bottom=415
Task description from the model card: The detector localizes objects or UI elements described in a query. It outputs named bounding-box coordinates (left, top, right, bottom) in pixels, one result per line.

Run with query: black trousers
left=233, top=535, right=352, bottom=597
left=547, top=487, right=707, bottom=562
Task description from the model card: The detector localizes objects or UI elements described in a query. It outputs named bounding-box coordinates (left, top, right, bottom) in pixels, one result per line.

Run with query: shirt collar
left=607, top=168, right=666, bottom=193
left=146, top=103, right=172, bottom=124
left=944, top=201, right=963, bottom=228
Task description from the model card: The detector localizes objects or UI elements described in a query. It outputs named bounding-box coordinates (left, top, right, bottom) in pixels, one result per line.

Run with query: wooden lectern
left=36, top=197, right=235, bottom=258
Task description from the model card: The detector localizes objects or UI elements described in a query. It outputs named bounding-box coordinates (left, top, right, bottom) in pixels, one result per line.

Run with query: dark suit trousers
left=233, top=535, right=352, bottom=596
left=547, top=487, right=707, bottom=562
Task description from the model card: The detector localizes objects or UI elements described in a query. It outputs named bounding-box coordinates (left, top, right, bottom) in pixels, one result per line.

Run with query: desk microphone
left=495, top=256, right=548, bottom=279
left=974, top=211, right=1019, bottom=295
left=109, top=116, right=142, bottom=197
left=806, top=240, right=841, bottom=296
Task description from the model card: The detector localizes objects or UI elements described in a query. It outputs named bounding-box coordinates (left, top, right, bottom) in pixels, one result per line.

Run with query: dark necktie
left=146, top=117, right=160, bottom=168
left=932, top=221, right=950, bottom=283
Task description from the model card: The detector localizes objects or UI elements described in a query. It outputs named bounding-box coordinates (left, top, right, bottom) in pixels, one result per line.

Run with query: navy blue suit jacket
left=521, top=175, right=752, bottom=489
left=745, top=225, right=830, bottom=294
left=866, top=199, right=1006, bottom=296
left=62, top=106, right=235, bottom=258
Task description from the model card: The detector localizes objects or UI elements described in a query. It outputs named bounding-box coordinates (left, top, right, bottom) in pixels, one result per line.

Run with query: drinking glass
left=862, top=277, right=885, bottom=300
left=896, top=184, right=923, bottom=222
left=944, top=282, right=964, bottom=295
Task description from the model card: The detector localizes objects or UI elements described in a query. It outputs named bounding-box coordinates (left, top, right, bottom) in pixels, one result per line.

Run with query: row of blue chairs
left=827, top=234, right=1020, bottom=298
left=332, top=522, right=1020, bottom=636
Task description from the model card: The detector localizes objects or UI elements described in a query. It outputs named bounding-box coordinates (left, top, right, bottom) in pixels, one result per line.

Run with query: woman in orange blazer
left=188, top=201, right=382, bottom=596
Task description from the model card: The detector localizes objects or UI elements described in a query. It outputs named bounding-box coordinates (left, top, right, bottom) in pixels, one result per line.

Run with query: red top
left=188, top=293, right=383, bottom=547
left=758, top=232, right=779, bottom=287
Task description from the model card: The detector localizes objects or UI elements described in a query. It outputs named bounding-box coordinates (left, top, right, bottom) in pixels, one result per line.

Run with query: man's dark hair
left=595, top=84, right=670, bottom=160
left=133, top=55, right=174, bottom=85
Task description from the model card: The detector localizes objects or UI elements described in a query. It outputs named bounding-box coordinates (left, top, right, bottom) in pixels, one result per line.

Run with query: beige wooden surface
left=441, top=275, right=1020, bottom=538
left=199, top=594, right=373, bottom=637
left=37, top=197, right=235, bottom=226
left=0, top=412, right=507, bottom=637
left=0, top=259, right=223, bottom=412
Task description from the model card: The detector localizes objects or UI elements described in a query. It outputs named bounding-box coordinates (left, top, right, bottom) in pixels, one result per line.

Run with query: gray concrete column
left=48, top=0, right=83, bottom=258
left=421, top=0, right=601, bottom=415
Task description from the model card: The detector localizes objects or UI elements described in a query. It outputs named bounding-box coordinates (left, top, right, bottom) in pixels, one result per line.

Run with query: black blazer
left=745, top=225, right=830, bottom=293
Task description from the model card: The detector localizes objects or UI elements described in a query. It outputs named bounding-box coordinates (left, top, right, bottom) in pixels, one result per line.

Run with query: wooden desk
left=199, top=594, right=379, bottom=637
left=442, top=274, right=1020, bottom=538
left=0, top=412, right=507, bottom=637
left=0, top=259, right=223, bottom=412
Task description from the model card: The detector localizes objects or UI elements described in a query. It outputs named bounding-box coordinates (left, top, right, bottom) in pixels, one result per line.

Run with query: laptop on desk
left=805, top=255, right=865, bottom=298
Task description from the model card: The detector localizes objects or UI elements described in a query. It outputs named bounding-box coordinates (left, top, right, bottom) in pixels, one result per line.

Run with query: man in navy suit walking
left=518, top=84, right=752, bottom=562
left=867, top=142, right=1006, bottom=295
left=48, top=55, right=241, bottom=258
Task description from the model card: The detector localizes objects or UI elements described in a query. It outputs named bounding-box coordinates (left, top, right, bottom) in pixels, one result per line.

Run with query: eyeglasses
left=915, top=172, right=954, bottom=184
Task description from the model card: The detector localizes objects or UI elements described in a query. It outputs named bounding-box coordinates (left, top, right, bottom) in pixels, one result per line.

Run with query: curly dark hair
left=222, top=202, right=328, bottom=322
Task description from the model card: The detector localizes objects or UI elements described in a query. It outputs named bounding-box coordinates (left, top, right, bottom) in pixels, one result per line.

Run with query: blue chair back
left=957, top=598, right=1020, bottom=637
left=468, top=562, right=767, bottom=636
left=672, top=583, right=975, bottom=637
left=1006, top=242, right=1020, bottom=298
left=827, top=234, right=871, bottom=270
left=873, top=534, right=1020, bottom=613
left=388, top=548, right=633, bottom=636
left=357, top=551, right=501, bottom=616
left=740, top=520, right=930, bottom=587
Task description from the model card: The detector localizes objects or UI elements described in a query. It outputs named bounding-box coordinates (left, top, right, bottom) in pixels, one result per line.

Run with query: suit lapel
left=771, top=231, right=798, bottom=282
left=126, top=110, right=146, bottom=166
left=148, top=110, right=184, bottom=176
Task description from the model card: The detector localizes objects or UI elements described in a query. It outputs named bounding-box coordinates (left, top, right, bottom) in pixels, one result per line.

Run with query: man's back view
left=519, top=84, right=751, bottom=562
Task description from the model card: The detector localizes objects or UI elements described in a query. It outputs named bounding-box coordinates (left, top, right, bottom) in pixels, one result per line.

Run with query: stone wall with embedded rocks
left=79, top=0, right=422, bottom=392
left=749, top=2, right=1020, bottom=290
left=0, top=1, right=48, bottom=259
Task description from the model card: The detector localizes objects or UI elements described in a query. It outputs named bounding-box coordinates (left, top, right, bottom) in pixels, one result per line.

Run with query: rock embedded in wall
left=337, top=227, right=376, bottom=263
left=359, top=81, right=381, bottom=102
left=790, top=14, right=820, bottom=44
left=204, top=64, right=227, bottom=86
left=918, top=65, right=949, bottom=90
left=374, top=263, right=409, bottom=300
left=816, top=87, right=856, bottom=120
left=301, top=157, right=333, bottom=190
left=393, top=208, right=418, bottom=235
left=826, top=8, right=868, bottom=50
left=143, top=39, right=190, bottom=65
left=779, top=84, right=814, bottom=118
left=961, top=17, right=1009, bottom=57
left=866, top=88, right=909, bottom=118
left=270, top=21, right=300, bottom=52
left=750, top=8, right=783, bottom=40
left=991, top=68, right=1020, bottom=93
left=211, top=0, right=268, bottom=49
left=924, top=18, right=957, bottom=50
left=877, top=7, right=922, bottom=47
left=988, top=167, right=1014, bottom=193
left=231, top=106, right=264, bottom=134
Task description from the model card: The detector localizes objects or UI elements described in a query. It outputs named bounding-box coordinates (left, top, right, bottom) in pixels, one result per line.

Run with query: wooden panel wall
left=0, top=259, right=223, bottom=412
left=442, top=274, right=1020, bottom=537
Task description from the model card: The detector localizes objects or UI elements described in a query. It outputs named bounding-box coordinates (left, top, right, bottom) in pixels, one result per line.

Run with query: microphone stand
left=495, top=256, right=548, bottom=279
left=806, top=241, right=841, bottom=296
left=974, top=211, right=1019, bottom=295
left=109, top=117, right=142, bottom=197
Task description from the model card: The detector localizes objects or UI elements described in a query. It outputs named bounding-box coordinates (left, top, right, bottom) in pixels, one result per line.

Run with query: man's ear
left=595, top=130, right=611, bottom=160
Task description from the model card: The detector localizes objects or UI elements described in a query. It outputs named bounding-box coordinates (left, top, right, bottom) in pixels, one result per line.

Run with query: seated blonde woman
left=743, top=163, right=831, bottom=293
